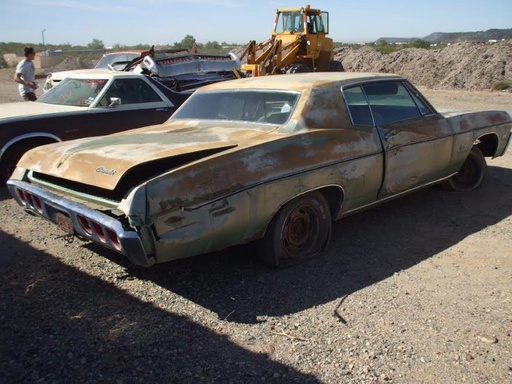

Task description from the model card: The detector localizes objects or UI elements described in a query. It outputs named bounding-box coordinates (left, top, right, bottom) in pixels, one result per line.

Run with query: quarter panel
left=146, top=128, right=384, bottom=262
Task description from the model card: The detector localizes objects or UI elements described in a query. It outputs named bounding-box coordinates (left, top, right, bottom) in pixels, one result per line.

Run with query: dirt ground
left=0, top=65, right=511, bottom=383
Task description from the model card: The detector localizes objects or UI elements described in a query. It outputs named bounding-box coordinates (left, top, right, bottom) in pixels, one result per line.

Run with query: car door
left=362, top=81, right=454, bottom=199
left=89, top=77, right=174, bottom=135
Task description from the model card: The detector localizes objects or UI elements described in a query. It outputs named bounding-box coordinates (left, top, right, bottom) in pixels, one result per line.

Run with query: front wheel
left=259, top=191, right=332, bottom=267
left=286, top=63, right=310, bottom=74
left=442, top=146, right=487, bottom=191
left=329, top=60, right=344, bottom=72
left=0, top=143, right=34, bottom=185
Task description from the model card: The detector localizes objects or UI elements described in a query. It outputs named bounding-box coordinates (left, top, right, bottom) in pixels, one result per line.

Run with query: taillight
left=16, top=189, right=28, bottom=204
left=77, top=215, right=92, bottom=235
left=106, top=228, right=122, bottom=250
left=32, top=195, right=43, bottom=213
left=92, top=222, right=106, bottom=242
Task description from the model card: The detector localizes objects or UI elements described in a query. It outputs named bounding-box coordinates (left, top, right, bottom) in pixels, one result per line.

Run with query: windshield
left=276, top=11, right=304, bottom=33
left=38, top=77, right=108, bottom=107
left=172, top=90, right=300, bottom=124
left=95, top=52, right=141, bottom=69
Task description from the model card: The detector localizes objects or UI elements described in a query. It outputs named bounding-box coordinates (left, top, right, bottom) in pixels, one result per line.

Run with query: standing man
left=14, top=47, right=38, bottom=101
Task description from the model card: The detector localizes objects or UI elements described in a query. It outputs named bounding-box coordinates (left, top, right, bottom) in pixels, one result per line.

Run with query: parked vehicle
left=43, top=51, right=146, bottom=92
left=7, top=73, right=511, bottom=268
left=43, top=47, right=241, bottom=92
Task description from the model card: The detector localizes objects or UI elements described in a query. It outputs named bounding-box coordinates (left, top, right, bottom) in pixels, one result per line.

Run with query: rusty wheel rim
left=282, top=204, right=319, bottom=258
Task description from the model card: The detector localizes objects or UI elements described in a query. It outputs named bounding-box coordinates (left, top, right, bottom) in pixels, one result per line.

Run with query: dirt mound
left=45, top=57, right=96, bottom=74
left=232, top=41, right=511, bottom=90
left=335, top=41, right=512, bottom=90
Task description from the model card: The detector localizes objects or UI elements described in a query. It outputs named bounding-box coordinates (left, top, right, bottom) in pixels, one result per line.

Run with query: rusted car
left=7, top=73, right=512, bottom=267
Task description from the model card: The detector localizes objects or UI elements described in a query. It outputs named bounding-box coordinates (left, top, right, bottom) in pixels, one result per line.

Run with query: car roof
left=63, top=71, right=146, bottom=80
left=200, top=72, right=404, bottom=92
left=102, top=51, right=144, bottom=57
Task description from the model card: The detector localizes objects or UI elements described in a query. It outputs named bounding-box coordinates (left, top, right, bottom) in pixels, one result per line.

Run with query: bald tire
left=442, top=147, right=487, bottom=191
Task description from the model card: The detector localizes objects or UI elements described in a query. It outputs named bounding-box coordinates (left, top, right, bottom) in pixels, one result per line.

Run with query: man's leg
left=22, top=92, right=37, bottom=101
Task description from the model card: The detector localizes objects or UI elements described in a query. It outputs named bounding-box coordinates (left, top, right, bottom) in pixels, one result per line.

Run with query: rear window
left=172, top=90, right=300, bottom=124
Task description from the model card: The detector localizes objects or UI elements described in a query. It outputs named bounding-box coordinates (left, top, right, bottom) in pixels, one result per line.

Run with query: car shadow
left=0, top=231, right=321, bottom=383
left=90, top=165, right=512, bottom=324
left=0, top=186, right=12, bottom=201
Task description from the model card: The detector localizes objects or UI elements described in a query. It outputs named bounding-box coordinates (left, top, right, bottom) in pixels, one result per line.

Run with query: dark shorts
left=23, top=92, right=37, bottom=102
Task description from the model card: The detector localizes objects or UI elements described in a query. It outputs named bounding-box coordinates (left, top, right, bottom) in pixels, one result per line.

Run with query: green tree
left=411, top=39, right=430, bottom=49
left=111, top=43, right=127, bottom=50
left=87, top=38, right=105, bottom=50
left=205, top=41, right=221, bottom=50
left=175, top=35, right=196, bottom=49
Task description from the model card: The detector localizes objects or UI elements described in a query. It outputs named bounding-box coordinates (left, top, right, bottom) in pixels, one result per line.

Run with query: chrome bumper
left=6, top=180, right=154, bottom=267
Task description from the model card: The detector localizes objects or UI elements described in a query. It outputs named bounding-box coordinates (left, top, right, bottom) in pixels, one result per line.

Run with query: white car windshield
left=95, top=52, right=141, bottom=69
left=38, top=77, right=108, bottom=107
left=172, top=90, right=300, bottom=124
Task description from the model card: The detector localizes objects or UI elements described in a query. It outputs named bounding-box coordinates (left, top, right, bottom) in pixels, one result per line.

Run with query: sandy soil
left=0, top=67, right=511, bottom=383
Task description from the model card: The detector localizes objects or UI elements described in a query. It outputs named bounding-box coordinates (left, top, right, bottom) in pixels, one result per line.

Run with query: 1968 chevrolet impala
left=7, top=73, right=512, bottom=267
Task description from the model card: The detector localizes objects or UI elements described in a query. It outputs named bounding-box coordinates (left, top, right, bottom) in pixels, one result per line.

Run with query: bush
left=491, top=81, right=512, bottom=91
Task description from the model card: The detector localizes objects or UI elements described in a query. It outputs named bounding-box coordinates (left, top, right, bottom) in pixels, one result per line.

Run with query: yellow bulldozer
left=239, top=4, right=343, bottom=76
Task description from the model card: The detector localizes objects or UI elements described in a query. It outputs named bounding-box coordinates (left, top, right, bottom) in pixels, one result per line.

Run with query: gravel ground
left=0, top=67, right=511, bottom=383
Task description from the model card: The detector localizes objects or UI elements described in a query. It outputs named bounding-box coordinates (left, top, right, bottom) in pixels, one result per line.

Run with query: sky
left=0, top=0, right=511, bottom=47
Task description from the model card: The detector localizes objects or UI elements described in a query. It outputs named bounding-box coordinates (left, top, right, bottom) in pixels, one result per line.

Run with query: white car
left=43, top=51, right=144, bottom=92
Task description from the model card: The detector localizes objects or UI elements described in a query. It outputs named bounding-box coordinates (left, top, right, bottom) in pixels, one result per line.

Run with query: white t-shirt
left=16, top=59, right=36, bottom=96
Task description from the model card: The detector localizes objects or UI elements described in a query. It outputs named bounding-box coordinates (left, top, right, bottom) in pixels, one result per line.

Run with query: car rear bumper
left=6, top=180, right=155, bottom=267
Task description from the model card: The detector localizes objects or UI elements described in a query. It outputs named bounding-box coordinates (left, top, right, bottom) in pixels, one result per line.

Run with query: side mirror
left=109, top=97, right=121, bottom=107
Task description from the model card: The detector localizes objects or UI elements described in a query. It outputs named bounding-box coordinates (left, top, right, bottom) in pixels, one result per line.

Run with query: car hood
left=0, top=101, right=84, bottom=122
left=18, top=120, right=286, bottom=190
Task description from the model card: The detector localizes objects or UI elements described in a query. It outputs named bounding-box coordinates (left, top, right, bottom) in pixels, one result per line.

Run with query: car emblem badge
left=96, top=166, right=117, bottom=176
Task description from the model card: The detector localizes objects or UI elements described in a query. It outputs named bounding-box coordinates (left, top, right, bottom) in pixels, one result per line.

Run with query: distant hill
left=423, top=29, right=512, bottom=43
left=376, top=28, right=512, bottom=44
left=376, top=37, right=418, bottom=44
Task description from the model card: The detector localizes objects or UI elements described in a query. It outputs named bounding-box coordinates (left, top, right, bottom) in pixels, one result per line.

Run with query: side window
left=103, top=78, right=163, bottom=105
left=136, top=79, right=164, bottom=103
left=404, top=82, right=433, bottom=115
left=343, top=86, right=373, bottom=126
left=318, top=12, right=328, bottom=33
left=363, top=81, right=422, bottom=125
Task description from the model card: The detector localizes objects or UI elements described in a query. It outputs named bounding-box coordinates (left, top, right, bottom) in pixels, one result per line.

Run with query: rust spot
left=165, top=216, right=185, bottom=225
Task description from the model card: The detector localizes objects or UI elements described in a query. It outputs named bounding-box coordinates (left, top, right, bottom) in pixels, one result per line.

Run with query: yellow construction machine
left=239, top=4, right=343, bottom=76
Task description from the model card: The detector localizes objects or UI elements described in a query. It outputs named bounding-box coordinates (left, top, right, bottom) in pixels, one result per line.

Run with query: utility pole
left=41, top=29, right=46, bottom=56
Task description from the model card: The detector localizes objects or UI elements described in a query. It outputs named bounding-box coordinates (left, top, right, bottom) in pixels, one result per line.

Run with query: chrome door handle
left=385, top=131, right=397, bottom=140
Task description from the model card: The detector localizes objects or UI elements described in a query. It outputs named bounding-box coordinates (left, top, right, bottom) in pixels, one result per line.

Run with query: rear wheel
left=259, top=191, right=332, bottom=267
left=442, top=147, right=487, bottom=191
